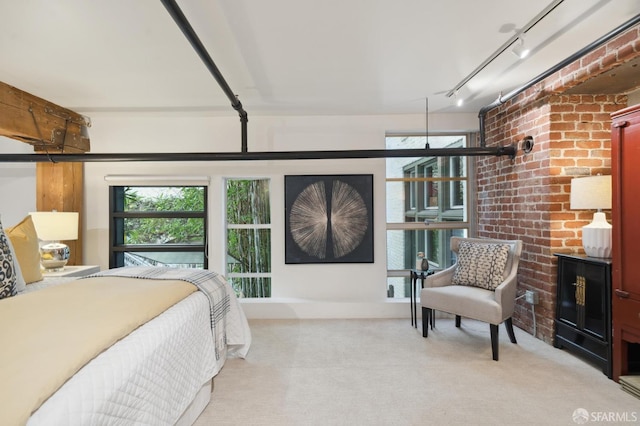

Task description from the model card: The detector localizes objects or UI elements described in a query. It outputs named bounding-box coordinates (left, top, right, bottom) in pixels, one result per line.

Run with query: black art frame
left=285, top=174, right=373, bottom=264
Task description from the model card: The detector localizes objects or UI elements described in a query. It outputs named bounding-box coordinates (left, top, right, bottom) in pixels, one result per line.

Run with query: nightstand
left=42, top=265, right=100, bottom=278
left=554, top=254, right=612, bottom=378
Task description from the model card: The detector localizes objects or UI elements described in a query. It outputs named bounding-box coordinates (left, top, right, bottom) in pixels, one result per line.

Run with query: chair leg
left=422, top=307, right=431, bottom=337
left=455, top=315, right=461, bottom=328
left=504, top=317, right=517, bottom=344
left=490, top=324, right=499, bottom=361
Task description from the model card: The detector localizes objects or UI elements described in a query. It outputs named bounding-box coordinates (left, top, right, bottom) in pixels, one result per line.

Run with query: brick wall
left=478, top=24, right=640, bottom=344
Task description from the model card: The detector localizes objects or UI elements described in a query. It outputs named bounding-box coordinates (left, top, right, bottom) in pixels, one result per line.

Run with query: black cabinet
left=554, top=254, right=612, bottom=378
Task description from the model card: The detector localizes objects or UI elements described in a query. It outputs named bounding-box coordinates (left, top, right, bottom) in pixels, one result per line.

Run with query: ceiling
left=1, top=0, right=639, bottom=117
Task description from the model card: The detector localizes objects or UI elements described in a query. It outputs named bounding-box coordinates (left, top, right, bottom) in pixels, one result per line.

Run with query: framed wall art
left=284, top=174, right=373, bottom=264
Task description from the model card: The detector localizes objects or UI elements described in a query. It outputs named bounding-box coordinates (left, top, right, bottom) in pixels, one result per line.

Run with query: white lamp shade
left=570, top=175, right=612, bottom=210
left=29, top=212, right=79, bottom=241
left=570, top=176, right=612, bottom=258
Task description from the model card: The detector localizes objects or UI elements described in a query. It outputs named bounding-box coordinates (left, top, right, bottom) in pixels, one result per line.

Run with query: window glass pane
left=424, top=180, right=439, bottom=209
left=226, top=228, right=271, bottom=273
left=225, top=178, right=272, bottom=299
left=123, top=218, right=205, bottom=244
left=387, top=178, right=466, bottom=223
left=110, top=185, right=207, bottom=269
left=124, top=251, right=205, bottom=268
left=227, top=276, right=271, bottom=298
left=407, top=170, right=416, bottom=210
left=386, top=228, right=467, bottom=272
left=386, top=136, right=467, bottom=224
left=123, top=187, right=205, bottom=212
left=386, top=181, right=411, bottom=222
left=387, top=276, right=411, bottom=299
left=451, top=179, right=465, bottom=208
left=226, top=179, right=270, bottom=224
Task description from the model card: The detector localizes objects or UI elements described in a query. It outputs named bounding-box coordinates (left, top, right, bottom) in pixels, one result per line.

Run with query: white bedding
left=20, top=275, right=78, bottom=293
left=23, top=272, right=251, bottom=426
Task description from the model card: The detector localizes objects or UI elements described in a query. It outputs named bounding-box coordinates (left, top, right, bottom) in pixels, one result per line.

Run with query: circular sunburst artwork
left=286, top=175, right=372, bottom=263
left=289, top=181, right=329, bottom=258
left=330, top=180, right=368, bottom=257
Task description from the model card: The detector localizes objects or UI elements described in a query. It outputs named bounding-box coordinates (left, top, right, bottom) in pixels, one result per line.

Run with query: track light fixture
left=453, top=86, right=471, bottom=107
left=445, top=1, right=562, bottom=103
left=512, top=36, right=530, bottom=59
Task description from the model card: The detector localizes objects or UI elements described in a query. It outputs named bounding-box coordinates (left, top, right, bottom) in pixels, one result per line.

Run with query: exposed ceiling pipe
left=0, top=2, right=522, bottom=163
left=0, top=145, right=516, bottom=163
left=478, top=13, right=640, bottom=147
left=160, top=0, right=249, bottom=152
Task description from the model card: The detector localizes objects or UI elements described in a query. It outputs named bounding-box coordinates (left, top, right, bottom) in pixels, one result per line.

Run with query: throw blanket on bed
left=84, top=267, right=232, bottom=360
left=0, top=275, right=197, bottom=426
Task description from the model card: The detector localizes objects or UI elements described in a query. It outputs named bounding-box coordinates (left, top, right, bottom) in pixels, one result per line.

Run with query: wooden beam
left=36, top=162, right=84, bottom=265
left=0, top=81, right=91, bottom=152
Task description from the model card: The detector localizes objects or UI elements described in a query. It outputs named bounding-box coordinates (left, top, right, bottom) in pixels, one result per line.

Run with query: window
left=385, top=134, right=474, bottom=298
left=225, top=179, right=271, bottom=298
left=110, top=186, right=208, bottom=269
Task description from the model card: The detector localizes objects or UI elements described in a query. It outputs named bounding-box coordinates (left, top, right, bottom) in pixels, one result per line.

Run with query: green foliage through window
left=226, top=179, right=271, bottom=298
left=110, top=186, right=207, bottom=269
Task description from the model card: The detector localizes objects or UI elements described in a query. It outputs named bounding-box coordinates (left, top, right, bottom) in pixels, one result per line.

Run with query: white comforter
left=25, top=271, right=251, bottom=426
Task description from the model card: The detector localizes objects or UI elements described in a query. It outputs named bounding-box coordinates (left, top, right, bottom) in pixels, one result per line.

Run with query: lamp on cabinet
left=570, top=175, right=612, bottom=258
left=29, top=211, right=79, bottom=271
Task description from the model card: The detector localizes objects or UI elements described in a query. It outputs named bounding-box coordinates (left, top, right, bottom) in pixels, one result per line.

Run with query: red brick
left=476, top=26, right=640, bottom=343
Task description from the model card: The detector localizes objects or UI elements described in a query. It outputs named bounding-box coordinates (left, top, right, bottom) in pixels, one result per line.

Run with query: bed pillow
left=5, top=235, right=26, bottom=293
left=7, top=215, right=43, bottom=284
left=452, top=241, right=510, bottom=291
left=0, top=220, right=18, bottom=299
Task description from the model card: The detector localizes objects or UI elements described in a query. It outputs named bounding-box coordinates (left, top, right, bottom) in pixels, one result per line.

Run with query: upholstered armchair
left=421, top=236, right=523, bottom=361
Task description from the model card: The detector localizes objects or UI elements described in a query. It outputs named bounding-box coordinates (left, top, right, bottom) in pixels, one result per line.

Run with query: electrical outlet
left=525, top=290, right=539, bottom=304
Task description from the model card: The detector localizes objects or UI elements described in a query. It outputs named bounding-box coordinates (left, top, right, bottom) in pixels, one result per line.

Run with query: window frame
left=109, top=185, right=208, bottom=269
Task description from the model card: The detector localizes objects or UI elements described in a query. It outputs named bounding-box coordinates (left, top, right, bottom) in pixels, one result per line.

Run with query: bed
left=0, top=266, right=251, bottom=426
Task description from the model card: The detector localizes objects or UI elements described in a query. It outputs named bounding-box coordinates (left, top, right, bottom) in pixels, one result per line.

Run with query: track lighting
left=512, top=36, right=530, bottom=59
left=454, top=86, right=471, bottom=107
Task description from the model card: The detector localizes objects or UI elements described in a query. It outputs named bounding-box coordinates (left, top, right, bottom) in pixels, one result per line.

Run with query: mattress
left=19, top=272, right=251, bottom=426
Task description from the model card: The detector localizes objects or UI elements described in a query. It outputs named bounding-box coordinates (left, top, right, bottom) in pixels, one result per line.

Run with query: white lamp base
left=581, top=212, right=612, bottom=258
left=40, top=242, right=70, bottom=272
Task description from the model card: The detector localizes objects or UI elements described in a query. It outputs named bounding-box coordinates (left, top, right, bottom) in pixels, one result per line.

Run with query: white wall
left=3, top=110, right=479, bottom=318
left=0, top=137, right=36, bottom=227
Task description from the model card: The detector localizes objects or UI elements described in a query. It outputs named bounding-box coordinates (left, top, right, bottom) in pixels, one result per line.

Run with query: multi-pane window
left=109, top=186, right=207, bottom=269
left=385, top=134, right=474, bottom=299
left=225, top=179, right=271, bottom=298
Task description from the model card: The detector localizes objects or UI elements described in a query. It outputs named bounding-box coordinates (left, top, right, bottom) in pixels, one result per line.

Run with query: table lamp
left=569, top=175, right=612, bottom=258
left=29, top=211, right=79, bottom=271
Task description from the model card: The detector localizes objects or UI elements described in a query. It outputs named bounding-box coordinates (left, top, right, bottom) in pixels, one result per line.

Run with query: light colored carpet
left=194, top=318, right=638, bottom=426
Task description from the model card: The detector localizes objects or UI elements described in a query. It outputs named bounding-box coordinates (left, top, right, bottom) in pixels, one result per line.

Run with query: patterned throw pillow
left=0, top=221, right=18, bottom=299
left=452, top=241, right=510, bottom=291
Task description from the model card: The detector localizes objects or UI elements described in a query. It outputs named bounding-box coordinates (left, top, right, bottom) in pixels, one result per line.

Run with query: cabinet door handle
left=614, top=289, right=630, bottom=298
